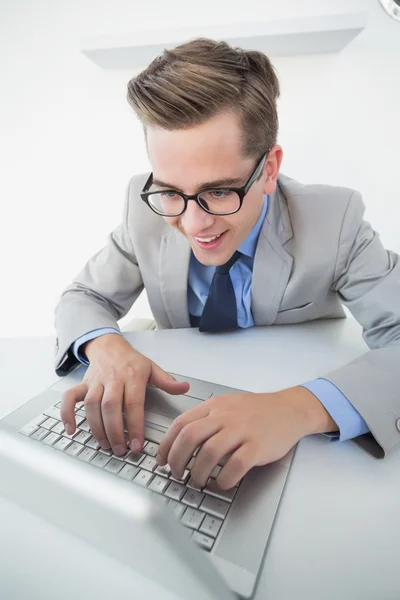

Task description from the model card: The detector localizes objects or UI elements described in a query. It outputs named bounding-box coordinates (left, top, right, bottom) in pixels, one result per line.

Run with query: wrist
left=84, top=333, right=122, bottom=361
left=277, top=386, right=339, bottom=437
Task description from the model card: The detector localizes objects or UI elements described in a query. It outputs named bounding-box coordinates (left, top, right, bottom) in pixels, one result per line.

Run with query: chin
left=191, top=246, right=230, bottom=267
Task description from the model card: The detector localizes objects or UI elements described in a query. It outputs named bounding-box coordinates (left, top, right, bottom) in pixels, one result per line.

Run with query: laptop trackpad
left=143, top=386, right=204, bottom=426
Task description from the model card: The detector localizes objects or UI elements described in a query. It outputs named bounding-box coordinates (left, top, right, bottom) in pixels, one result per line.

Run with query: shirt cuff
left=300, top=378, right=370, bottom=442
left=72, top=328, right=121, bottom=365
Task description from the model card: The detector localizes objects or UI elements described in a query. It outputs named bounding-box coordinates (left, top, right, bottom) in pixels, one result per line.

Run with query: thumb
left=149, top=363, right=190, bottom=395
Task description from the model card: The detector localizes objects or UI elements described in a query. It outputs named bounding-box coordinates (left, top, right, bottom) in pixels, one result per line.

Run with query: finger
left=157, top=402, right=210, bottom=466
left=191, top=430, right=243, bottom=488
left=60, top=382, right=88, bottom=435
left=216, top=443, right=257, bottom=490
left=124, top=374, right=147, bottom=453
left=83, top=383, right=109, bottom=448
left=167, top=417, right=221, bottom=479
left=101, top=380, right=126, bottom=456
left=150, top=363, right=190, bottom=395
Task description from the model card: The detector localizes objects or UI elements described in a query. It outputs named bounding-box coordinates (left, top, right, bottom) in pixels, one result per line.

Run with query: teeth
left=196, top=234, right=221, bottom=243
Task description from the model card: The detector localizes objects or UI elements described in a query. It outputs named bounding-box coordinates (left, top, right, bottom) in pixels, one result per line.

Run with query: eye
left=160, top=191, right=179, bottom=199
left=211, top=189, right=227, bottom=198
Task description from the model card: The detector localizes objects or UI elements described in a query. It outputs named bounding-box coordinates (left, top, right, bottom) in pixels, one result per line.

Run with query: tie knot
left=216, top=250, right=241, bottom=275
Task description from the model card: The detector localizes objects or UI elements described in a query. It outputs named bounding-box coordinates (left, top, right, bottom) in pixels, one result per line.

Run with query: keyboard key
left=187, top=477, right=202, bottom=491
left=77, top=447, right=98, bottom=463
left=117, top=464, right=139, bottom=481
left=41, top=417, right=58, bottom=430
left=148, top=475, right=169, bottom=494
left=180, top=507, right=205, bottom=530
left=75, top=401, right=84, bottom=409
left=64, top=441, right=85, bottom=456
left=133, top=469, right=154, bottom=488
left=191, top=531, right=214, bottom=551
left=43, top=406, right=61, bottom=420
left=200, top=495, right=230, bottom=520
left=182, top=489, right=205, bottom=509
left=75, top=415, right=86, bottom=427
left=125, top=452, right=145, bottom=466
left=155, top=464, right=171, bottom=478
left=168, top=501, right=186, bottom=519
left=77, top=409, right=86, bottom=418
left=186, top=457, right=195, bottom=470
left=164, top=481, right=186, bottom=502
left=19, top=424, right=39, bottom=438
left=53, top=437, right=73, bottom=452
left=104, top=458, right=125, bottom=474
left=99, top=448, right=113, bottom=456
left=143, top=442, right=159, bottom=457
left=20, top=414, right=47, bottom=435
left=218, top=454, right=230, bottom=467
left=79, top=420, right=91, bottom=432
left=210, top=465, right=221, bottom=478
left=51, top=421, right=65, bottom=435
left=74, top=431, right=92, bottom=445
left=64, top=428, right=81, bottom=440
left=42, top=432, right=61, bottom=446
left=199, top=515, right=223, bottom=539
left=141, top=456, right=158, bottom=472
left=86, top=436, right=100, bottom=450
left=203, top=478, right=237, bottom=503
left=30, top=427, right=49, bottom=442
left=170, top=469, right=190, bottom=485
left=90, top=451, right=111, bottom=467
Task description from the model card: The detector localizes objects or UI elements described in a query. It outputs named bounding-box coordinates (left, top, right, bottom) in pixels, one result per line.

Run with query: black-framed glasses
left=140, top=150, right=270, bottom=217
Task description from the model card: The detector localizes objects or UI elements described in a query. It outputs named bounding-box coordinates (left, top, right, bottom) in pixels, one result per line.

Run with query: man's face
left=146, top=110, right=282, bottom=266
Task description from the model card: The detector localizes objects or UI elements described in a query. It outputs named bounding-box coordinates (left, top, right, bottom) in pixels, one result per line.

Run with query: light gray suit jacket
left=54, top=173, right=400, bottom=459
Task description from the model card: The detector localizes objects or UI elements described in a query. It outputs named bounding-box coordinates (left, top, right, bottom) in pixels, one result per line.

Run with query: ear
left=264, top=145, right=283, bottom=195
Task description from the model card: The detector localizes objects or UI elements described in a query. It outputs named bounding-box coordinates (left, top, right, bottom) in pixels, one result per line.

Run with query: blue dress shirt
left=73, top=194, right=370, bottom=442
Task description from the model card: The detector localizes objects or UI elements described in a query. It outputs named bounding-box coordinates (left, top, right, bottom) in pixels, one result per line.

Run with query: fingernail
left=99, top=440, right=111, bottom=450
left=130, top=439, right=141, bottom=453
left=113, top=444, right=125, bottom=456
left=64, top=423, right=73, bottom=435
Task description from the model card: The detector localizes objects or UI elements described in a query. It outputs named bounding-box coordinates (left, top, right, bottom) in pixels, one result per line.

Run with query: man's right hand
left=60, top=333, right=190, bottom=457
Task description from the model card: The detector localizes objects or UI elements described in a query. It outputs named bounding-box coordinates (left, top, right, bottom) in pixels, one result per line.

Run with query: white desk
left=1, top=319, right=400, bottom=600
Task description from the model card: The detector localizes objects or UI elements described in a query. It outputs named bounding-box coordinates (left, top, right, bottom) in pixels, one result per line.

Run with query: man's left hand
left=156, top=387, right=337, bottom=490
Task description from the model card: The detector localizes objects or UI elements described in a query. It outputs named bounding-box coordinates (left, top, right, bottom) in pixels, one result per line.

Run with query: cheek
left=163, top=216, right=180, bottom=229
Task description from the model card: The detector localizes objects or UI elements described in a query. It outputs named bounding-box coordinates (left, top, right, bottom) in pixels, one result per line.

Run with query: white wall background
left=0, top=0, right=399, bottom=337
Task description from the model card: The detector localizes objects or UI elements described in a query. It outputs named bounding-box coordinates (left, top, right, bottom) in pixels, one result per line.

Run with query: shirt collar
left=238, top=194, right=269, bottom=258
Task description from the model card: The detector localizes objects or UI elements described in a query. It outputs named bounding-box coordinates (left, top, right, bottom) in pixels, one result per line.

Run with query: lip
left=194, top=230, right=228, bottom=251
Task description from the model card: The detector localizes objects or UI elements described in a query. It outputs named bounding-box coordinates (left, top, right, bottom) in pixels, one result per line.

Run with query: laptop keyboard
left=19, top=400, right=241, bottom=552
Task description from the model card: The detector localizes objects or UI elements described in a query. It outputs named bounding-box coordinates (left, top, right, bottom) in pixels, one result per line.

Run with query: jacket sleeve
left=322, top=190, right=400, bottom=458
left=54, top=176, right=144, bottom=376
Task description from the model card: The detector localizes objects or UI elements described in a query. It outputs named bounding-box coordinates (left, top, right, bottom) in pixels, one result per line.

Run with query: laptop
left=0, top=364, right=295, bottom=599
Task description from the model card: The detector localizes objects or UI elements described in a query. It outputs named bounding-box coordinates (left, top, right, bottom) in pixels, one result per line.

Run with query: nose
left=180, top=199, right=215, bottom=237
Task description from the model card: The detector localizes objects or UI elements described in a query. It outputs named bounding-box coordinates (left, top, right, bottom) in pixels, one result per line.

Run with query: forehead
left=146, top=111, right=253, bottom=192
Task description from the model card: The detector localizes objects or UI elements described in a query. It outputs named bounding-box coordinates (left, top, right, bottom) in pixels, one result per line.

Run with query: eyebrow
left=152, top=175, right=245, bottom=191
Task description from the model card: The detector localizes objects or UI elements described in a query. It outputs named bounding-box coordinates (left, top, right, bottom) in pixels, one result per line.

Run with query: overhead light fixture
left=378, top=0, right=400, bottom=21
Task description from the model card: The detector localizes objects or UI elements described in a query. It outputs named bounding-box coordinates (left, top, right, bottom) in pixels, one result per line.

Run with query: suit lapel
left=252, top=179, right=294, bottom=326
left=160, top=228, right=191, bottom=328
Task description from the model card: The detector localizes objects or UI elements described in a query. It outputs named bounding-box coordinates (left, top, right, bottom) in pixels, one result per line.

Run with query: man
left=56, top=38, right=400, bottom=491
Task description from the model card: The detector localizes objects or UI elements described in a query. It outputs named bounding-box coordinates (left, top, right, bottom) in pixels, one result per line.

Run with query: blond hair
left=127, top=37, right=280, bottom=158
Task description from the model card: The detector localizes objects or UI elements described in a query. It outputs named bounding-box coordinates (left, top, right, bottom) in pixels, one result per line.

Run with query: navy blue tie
left=195, top=251, right=241, bottom=333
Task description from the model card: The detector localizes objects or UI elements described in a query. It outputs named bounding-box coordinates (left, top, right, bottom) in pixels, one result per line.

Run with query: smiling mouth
left=193, top=230, right=228, bottom=250
left=195, top=233, right=223, bottom=243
